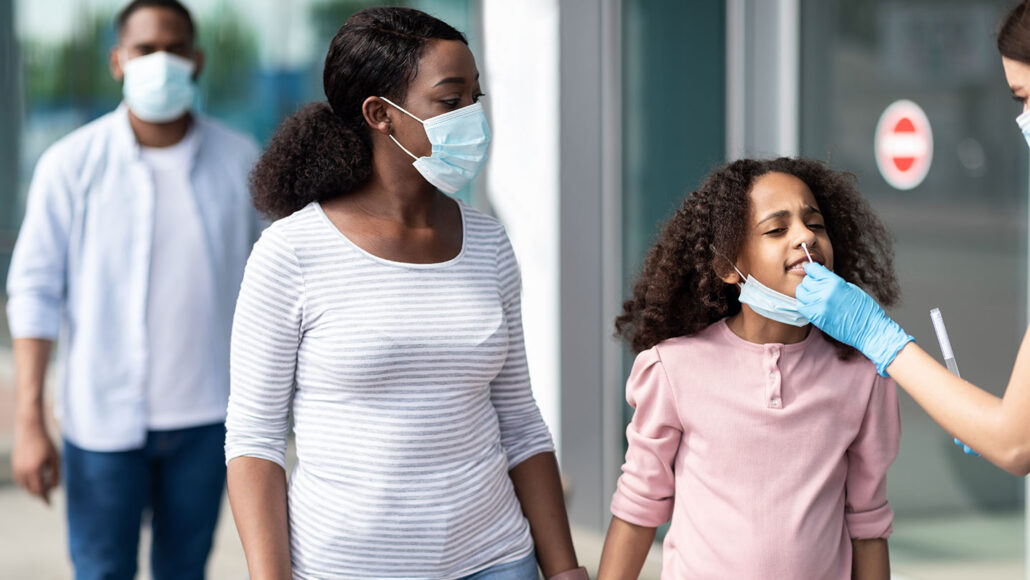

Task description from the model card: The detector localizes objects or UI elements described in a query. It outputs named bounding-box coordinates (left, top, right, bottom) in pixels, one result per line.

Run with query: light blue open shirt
left=6, top=104, right=263, bottom=451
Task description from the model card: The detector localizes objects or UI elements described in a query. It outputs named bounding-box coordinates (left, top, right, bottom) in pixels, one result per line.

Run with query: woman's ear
left=362, top=96, right=392, bottom=135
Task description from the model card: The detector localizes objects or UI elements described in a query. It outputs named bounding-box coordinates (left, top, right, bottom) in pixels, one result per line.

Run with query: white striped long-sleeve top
left=226, top=201, right=555, bottom=579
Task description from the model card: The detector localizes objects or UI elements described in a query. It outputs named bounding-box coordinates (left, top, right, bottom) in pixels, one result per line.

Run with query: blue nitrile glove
left=796, top=262, right=914, bottom=376
left=953, top=438, right=982, bottom=457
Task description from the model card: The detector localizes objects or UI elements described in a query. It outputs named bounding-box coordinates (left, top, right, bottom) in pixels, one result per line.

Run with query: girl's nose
left=794, top=228, right=817, bottom=249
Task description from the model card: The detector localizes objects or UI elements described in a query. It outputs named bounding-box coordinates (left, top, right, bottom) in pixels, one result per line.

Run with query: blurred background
left=0, top=0, right=1027, bottom=578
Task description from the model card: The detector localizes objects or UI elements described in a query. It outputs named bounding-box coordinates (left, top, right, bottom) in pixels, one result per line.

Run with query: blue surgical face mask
left=1017, top=108, right=1030, bottom=149
left=731, top=264, right=811, bottom=327
left=121, top=51, right=196, bottom=123
left=380, top=97, right=491, bottom=194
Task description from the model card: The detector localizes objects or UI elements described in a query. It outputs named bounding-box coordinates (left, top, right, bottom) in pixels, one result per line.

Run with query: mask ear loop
left=379, top=96, right=426, bottom=161
left=709, top=244, right=747, bottom=288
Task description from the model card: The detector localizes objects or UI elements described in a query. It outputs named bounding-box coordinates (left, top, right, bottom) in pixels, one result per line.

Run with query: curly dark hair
left=615, top=157, right=900, bottom=356
left=251, top=7, right=467, bottom=219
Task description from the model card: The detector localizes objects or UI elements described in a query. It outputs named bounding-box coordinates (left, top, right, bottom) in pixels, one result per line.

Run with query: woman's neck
left=726, top=307, right=811, bottom=345
left=343, top=166, right=441, bottom=227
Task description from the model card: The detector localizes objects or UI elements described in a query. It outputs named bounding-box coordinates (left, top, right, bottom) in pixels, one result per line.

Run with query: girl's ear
left=715, top=262, right=742, bottom=285
left=710, top=246, right=742, bottom=285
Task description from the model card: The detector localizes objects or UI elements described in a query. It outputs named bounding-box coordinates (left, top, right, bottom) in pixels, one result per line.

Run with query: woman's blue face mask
left=1017, top=108, right=1030, bottom=149
left=380, top=97, right=491, bottom=194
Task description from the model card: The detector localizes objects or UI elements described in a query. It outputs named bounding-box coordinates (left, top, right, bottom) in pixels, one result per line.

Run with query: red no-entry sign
left=874, top=100, right=933, bottom=191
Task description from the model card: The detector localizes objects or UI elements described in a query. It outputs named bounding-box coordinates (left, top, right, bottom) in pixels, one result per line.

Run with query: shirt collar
left=114, top=102, right=204, bottom=165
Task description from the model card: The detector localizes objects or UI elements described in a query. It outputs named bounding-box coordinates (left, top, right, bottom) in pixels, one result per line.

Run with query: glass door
left=801, top=1, right=1027, bottom=577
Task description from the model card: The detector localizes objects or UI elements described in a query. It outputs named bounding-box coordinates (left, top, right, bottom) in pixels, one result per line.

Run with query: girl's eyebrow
left=757, top=210, right=789, bottom=225
left=757, top=205, right=822, bottom=225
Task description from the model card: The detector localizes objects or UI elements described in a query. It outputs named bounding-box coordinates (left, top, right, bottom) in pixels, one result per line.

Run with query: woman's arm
left=491, top=235, right=582, bottom=577
left=597, top=516, right=656, bottom=580
left=797, top=262, right=1030, bottom=474
left=851, top=539, right=889, bottom=580
left=227, top=457, right=291, bottom=580
left=509, top=452, right=582, bottom=577
left=224, top=227, right=304, bottom=575
left=887, top=338, right=1030, bottom=475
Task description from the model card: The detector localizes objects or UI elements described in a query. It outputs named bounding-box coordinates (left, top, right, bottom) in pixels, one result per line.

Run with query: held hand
left=548, top=567, right=590, bottom=580
left=12, top=419, right=60, bottom=505
left=796, top=263, right=914, bottom=376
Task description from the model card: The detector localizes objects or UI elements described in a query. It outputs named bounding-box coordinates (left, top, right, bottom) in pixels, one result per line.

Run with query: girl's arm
left=887, top=338, right=1030, bottom=475
left=851, top=539, right=890, bottom=580
left=227, top=457, right=291, bottom=579
left=602, top=349, right=680, bottom=579
left=597, top=516, right=656, bottom=580
left=509, top=453, right=582, bottom=577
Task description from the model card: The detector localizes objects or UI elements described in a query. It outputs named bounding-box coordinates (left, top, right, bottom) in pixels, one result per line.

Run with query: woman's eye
left=441, top=99, right=460, bottom=108
left=807, top=223, right=826, bottom=230
left=1013, top=94, right=1027, bottom=105
left=764, top=228, right=786, bottom=236
left=473, top=93, right=486, bottom=103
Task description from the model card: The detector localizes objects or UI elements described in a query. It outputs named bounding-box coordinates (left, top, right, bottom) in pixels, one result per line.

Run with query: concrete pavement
left=0, top=483, right=663, bottom=579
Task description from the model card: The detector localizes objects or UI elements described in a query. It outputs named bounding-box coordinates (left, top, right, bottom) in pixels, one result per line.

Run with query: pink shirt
left=610, top=319, right=900, bottom=579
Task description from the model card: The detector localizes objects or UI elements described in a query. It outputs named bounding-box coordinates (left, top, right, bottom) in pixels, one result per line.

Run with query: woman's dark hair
left=251, top=7, right=467, bottom=219
left=999, top=1, right=1030, bottom=63
left=615, top=157, right=900, bottom=357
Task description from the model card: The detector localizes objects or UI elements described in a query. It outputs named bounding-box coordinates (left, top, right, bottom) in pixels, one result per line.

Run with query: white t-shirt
left=140, top=131, right=224, bottom=430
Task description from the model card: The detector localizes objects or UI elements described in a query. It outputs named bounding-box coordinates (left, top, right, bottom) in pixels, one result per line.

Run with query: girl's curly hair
left=615, top=157, right=900, bottom=356
left=250, top=7, right=467, bottom=219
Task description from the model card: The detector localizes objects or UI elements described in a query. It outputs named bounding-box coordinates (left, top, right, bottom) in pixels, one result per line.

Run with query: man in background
left=7, top=1, right=262, bottom=577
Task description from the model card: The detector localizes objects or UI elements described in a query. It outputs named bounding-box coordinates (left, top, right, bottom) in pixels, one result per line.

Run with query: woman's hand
left=796, top=263, right=914, bottom=376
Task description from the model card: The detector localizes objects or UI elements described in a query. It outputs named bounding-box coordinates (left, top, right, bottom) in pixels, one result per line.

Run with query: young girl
left=597, top=158, right=902, bottom=579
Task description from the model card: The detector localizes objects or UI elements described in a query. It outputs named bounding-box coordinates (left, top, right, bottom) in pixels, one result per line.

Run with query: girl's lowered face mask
left=733, top=265, right=811, bottom=327
left=712, top=246, right=810, bottom=327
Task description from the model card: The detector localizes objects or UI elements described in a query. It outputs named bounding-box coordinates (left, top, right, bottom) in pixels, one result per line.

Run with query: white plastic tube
left=930, top=307, right=961, bottom=378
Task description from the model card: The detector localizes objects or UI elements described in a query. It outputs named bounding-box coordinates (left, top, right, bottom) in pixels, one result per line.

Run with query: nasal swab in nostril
left=801, top=242, right=813, bottom=263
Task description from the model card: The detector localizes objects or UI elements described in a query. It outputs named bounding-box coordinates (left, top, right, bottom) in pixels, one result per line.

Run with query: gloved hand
left=796, top=262, right=914, bottom=376
left=953, top=438, right=982, bottom=457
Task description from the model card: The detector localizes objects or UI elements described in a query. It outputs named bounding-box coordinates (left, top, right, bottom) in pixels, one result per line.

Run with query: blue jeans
left=63, top=423, right=226, bottom=580
left=460, top=552, right=540, bottom=580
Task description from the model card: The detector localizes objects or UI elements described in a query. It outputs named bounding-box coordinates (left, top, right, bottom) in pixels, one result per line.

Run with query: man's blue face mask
left=121, top=51, right=196, bottom=123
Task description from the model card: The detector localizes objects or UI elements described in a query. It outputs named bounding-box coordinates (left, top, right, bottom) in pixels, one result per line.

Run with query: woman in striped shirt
left=225, top=6, right=585, bottom=580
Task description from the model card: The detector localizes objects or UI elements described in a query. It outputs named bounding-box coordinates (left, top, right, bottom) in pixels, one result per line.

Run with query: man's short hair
left=116, top=0, right=195, bottom=40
